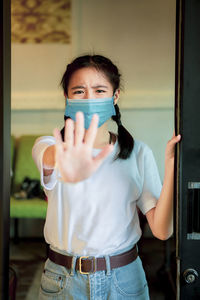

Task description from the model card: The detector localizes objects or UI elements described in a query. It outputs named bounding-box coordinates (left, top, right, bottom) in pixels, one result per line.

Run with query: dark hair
left=60, top=54, right=134, bottom=159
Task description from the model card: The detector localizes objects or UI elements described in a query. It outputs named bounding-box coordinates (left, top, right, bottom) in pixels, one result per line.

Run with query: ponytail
left=112, top=104, right=134, bottom=159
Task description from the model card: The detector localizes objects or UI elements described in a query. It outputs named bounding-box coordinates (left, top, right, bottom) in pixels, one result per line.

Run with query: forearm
left=43, top=145, right=55, bottom=176
left=152, top=159, right=174, bottom=239
left=146, top=134, right=180, bottom=240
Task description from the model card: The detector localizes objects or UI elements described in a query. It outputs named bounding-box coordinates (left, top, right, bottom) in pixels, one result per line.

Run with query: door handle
left=183, top=268, right=199, bottom=284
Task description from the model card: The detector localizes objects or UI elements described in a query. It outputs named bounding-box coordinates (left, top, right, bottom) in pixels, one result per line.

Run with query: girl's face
left=67, top=67, right=120, bottom=104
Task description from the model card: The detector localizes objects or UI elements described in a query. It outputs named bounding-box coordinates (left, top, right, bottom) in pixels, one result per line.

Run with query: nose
left=85, top=89, right=93, bottom=99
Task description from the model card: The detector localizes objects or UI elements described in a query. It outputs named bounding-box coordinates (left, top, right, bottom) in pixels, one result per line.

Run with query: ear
left=114, top=89, right=120, bottom=105
left=64, top=92, right=67, bottom=98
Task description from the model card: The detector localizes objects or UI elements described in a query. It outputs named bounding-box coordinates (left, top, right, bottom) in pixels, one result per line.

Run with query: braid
left=112, top=104, right=122, bottom=126
left=112, top=104, right=134, bottom=159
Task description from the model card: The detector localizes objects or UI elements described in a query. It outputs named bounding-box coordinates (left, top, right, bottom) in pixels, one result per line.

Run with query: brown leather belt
left=48, top=245, right=138, bottom=275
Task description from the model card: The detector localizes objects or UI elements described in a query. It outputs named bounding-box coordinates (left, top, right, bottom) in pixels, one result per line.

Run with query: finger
left=53, top=128, right=63, bottom=145
left=84, top=114, right=99, bottom=147
left=64, top=118, right=75, bottom=148
left=75, top=112, right=85, bottom=146
left=93, top=144, right=114, bottom=167
left=167, top=135, right=181, bottom=153
left=170, top=134, right=181, bottom=144
left=53, top=127, right=64, bottom=156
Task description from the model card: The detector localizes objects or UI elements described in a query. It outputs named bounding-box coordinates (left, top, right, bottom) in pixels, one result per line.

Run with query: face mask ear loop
left=113, top=91, right=118, bottom=105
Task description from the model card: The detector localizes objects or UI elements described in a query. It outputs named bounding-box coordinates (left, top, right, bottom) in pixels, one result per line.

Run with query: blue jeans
left=39, top=254, right=149, bottom=299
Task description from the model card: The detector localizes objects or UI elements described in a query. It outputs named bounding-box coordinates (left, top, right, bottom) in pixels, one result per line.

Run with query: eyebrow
left=70, top=86, right=85, bottom=90
left=70, top=85, right=108, bottom=90
left=92, top=85, right=108, bottom=89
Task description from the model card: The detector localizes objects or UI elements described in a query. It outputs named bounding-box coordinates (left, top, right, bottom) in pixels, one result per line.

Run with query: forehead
left=68, top=67, right=112, bottom=87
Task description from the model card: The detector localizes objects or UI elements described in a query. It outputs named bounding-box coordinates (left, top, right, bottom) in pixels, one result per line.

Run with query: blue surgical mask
left=64, top=97, right=116, bottom=129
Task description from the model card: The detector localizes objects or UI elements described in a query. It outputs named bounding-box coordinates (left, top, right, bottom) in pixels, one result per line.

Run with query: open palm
left=53, top=112, right=113, bottom=183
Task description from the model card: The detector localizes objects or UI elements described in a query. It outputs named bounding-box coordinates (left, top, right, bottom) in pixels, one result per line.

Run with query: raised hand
left=53, top=112, right=114, bottom=183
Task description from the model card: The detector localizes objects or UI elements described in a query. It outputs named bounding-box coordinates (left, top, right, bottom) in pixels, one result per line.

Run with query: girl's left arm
left=145, top=133, right=181, bottom=240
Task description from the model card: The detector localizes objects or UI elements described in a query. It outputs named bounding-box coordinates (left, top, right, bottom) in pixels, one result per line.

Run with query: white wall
left=11, top=44, right=70, bottom=110
left=73, top=0, right=176, bottom=108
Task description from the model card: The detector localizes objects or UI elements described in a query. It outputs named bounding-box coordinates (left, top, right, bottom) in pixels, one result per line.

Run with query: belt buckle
left=79, top=256, right=96, bottom=275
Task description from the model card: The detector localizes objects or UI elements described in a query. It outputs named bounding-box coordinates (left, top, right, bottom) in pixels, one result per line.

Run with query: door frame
left=0, top=0, right=11, bottom=298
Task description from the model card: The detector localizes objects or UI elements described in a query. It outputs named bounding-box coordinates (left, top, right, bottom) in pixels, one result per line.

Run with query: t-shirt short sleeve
left=32, top=136, right=57, bottom=190
left=136, top=145, right=162, bottom=215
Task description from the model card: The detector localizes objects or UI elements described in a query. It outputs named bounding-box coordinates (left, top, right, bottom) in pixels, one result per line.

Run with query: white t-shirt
left=32, top=136, right=162, bottom=257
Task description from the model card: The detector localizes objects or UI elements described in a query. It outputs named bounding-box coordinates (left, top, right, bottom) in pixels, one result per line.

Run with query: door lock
left=183, top=268, right=199, bottom=284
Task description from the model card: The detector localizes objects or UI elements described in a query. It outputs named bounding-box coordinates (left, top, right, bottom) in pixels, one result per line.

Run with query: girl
left=32, top=54, right=181, bottom=299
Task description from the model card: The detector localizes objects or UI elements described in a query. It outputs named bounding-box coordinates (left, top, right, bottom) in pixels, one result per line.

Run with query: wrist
left=165, top=157, right=174, bottom=168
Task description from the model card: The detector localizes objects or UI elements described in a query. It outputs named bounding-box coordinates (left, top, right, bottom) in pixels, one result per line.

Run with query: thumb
left=93, top=144, right=114, bottom=168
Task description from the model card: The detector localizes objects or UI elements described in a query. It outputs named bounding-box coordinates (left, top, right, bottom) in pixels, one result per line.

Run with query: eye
left=73, top=90, right=84, bottom=94
left=96, top=89, right=106, bottom=93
